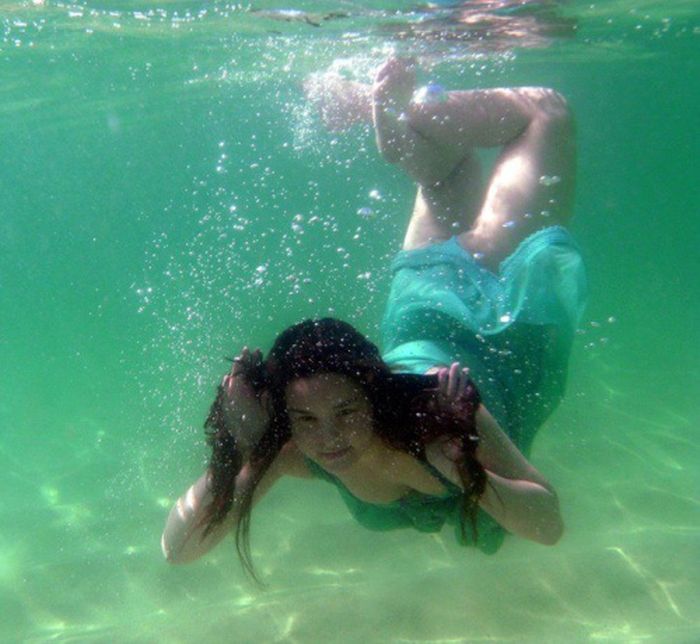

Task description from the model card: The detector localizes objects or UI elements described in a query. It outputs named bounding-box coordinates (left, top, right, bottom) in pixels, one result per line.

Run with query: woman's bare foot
left=372, top=57, right=463, bottom=187
left=371, top=57, right=418, bottom=163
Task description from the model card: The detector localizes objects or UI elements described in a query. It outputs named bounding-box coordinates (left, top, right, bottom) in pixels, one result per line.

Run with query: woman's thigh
left=458, top=89, right=575, bottom=269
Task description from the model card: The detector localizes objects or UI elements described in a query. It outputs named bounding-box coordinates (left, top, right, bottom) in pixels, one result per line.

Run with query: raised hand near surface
left=220, top=347, right=269, bottom=451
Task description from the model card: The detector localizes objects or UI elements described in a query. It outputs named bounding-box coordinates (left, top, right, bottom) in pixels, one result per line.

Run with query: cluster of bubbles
left=577, top=316, right=618, bottom=352
left=131, top=102, right=401, bottom=454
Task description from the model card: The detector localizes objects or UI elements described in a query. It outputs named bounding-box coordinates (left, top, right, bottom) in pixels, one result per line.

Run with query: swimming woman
left=161, top=58, right=586, bottom=575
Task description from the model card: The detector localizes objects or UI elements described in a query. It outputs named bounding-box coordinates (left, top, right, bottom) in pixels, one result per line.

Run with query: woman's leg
left=306, top=60, right=486, bottom=248
left=372, top=59, right=576, bottom=268
left=372, top=59, right=484, bottom=249
left=456, top=89, right=575, bottom=268
left=306, top=58, right=575, bottom=266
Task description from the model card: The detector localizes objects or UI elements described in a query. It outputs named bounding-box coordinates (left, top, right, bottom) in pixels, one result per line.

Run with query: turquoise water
left=1, top=1, right=698, bottom=641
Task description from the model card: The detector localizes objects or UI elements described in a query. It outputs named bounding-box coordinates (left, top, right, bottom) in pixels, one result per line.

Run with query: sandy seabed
left=4, top=357, right=698, bottom=644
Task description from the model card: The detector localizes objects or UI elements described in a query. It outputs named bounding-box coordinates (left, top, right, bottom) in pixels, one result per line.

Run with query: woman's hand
left=220, top=347, right=269, bottom=451
left=435, top=362, right=473, bottom=411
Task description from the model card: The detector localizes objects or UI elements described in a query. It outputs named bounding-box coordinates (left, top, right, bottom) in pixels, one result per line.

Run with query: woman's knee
left=530, top=88, right=574, bottom=133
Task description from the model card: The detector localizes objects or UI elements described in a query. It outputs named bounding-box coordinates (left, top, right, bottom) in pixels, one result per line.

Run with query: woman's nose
left=317, top=419, right=341, bottom=440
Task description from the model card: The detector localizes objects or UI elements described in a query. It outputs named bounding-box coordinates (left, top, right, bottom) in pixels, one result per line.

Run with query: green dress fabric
left=381, top=226, right=587, bottom=456
left=304, top=457, right=504, bottom=554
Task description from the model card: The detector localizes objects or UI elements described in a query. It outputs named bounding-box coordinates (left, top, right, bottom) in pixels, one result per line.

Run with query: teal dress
left=304, top=457, right=505, bottom=554
left=381, top=226, right=587, bottom=456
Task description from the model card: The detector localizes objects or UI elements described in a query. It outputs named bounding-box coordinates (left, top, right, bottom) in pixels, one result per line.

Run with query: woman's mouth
left=319, top=446, right=351, bottom=461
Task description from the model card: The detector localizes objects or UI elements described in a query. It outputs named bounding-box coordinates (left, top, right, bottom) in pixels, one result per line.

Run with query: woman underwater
left=161, top=58, right=587, bottom=576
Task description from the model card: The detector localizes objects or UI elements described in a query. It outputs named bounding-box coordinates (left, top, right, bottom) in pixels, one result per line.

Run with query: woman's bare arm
left=161, top=469, right=232, bottom=564
left=161, top=442, right=310, bottom=564
left=474, top=406, right=563, bottom=544
left=427, top=405, right=563, bottom=545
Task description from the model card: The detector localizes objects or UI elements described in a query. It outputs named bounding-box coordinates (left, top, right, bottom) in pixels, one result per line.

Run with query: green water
left=1, top=1, right=698, bottom=641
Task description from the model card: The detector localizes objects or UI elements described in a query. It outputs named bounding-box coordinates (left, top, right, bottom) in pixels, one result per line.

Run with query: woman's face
left=286, top=373, right=376, bottom=471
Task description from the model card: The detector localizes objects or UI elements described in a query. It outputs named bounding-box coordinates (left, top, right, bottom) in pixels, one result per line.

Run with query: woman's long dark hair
left=202, top=318, right=486, bottom=580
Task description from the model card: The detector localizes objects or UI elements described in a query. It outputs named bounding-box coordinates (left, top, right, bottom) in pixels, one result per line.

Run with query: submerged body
left=383, top=225, right=586, bottom=454
left=162, top=58, right=585, bottom=571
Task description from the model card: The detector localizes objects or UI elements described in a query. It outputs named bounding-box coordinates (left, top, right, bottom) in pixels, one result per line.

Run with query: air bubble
left=357, top=207, right=373, bottom=218
left=291, top=214, right=304, bottom=234
left=539, top=175, right=561, bottom=186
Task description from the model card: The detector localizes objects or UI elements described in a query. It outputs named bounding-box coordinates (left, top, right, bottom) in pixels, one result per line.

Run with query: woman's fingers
left=230, top=346, right=254, bottom=374
left=454, top=365, right=471, bottom=399
left=437, top=363, right=471, bottom=402
left=229, top=348, right=244, bottom=376
left=224, top=346, right=264, bottom=398
left=447, top=362, right=460, bottom=399
left=458, top=366, right=470, bottom=400
left=226, top=345, right=265, bottom=388
left=437, top=366, right=448, bottom=396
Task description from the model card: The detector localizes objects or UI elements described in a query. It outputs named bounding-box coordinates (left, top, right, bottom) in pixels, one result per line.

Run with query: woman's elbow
left=535, top=487, right=564, bottom=545
left=537, top=517, right=564, bottom=545
left=161, top=531, right=199, bottom=565
left=161, top=532, right=182, bottom=564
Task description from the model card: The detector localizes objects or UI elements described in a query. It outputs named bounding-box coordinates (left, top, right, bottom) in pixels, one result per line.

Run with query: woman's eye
left=337, top=408, right=356, bottom=418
